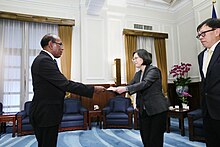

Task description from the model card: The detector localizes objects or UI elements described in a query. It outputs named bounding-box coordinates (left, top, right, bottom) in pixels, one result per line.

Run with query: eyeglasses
left=53, top=41, right=63, bottom=47
left=196, top=29, right=216, bottom=39
left=132, top=57, right=140, bottom=61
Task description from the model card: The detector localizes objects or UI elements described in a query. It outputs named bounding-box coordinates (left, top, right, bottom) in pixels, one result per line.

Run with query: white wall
left=0, top=0, right=217, bottom=84
left=173, top=2, right=198, bottom=82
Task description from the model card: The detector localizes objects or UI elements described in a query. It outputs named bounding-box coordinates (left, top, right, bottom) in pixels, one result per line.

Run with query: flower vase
left=176, top=85, right=189, bottom=97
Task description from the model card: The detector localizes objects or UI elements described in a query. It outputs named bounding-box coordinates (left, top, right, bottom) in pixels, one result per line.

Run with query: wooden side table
left=0, top=114, right=16, bottom=137
left=166, top=107, right=190, bottom=136
left=88, top=110, right=102, bottom=130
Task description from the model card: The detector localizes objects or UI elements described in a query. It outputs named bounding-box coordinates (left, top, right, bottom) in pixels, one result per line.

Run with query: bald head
left=40, top=33, right=64, bottom=58
left=40, top=34, right=60, bottom=48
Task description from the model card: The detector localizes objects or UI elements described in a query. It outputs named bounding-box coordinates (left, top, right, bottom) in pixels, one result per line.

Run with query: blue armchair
left=0, top=102, right=4, bottom=133
left=0, top=102, right=3, bottom=115
left=187, top=109, right=205, bottom=141
left=16, top=101, right=33, bottom=136
left=102, top=96, right=134, bottom=129
left=59, top=98, right=88, bottom=131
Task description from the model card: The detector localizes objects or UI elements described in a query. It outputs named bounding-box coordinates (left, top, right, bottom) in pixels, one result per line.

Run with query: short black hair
left=133, top=49, right=152, bottom=65
left=197, top=18, right=220, bottom=32
left=40, top=33, right=57, bottom=48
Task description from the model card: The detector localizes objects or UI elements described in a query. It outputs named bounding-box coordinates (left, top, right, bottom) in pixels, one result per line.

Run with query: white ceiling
left=86, top=0, right=191, bottom=15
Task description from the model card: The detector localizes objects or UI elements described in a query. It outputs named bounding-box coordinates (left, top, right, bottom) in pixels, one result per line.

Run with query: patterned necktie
left=203, top=49, right=213, bottom=76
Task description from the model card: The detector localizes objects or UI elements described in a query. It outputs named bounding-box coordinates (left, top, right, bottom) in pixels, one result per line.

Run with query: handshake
left=94, top=86, right=128, bottom=94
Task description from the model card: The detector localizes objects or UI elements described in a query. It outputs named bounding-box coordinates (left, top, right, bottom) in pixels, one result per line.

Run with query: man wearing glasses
left=197, top=18, right=220, bottom=147
left=30, top=34, right=105, bottom=147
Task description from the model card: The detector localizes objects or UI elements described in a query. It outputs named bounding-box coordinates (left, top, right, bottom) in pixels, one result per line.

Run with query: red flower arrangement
left=169, top=62, right=192, bottom=86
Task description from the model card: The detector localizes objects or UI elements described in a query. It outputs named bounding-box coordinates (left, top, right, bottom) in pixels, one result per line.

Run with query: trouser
left=204, top=114, right=220, bottom=147
left=139, top=111, right=167, bottom=147
left=34, top=125, right=59, bottom=147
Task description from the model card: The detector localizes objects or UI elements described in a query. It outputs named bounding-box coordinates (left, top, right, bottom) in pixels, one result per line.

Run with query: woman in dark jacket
left=115, top=49, right=169, bottom=147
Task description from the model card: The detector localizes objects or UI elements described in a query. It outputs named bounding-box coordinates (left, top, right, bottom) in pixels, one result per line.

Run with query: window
left=0, top=19, right=58, bottom=112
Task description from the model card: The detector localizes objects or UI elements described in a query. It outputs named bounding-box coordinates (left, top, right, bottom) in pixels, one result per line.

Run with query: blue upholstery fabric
left=16, top=101, right=33, bottom=136
left=22, top=117, right=31, bottom=124
left=193, top=118, right=203, bottom=128
left=0, top=102, right=3, bottom=115
left=102, top=96, right=134, bottom=129
left=24, top=102, right=31, bottom=116
left=17, top=101, right=32, bottom=123
left=113, top=101, right=126, bottom=112
left=17, top=99, right=88, bottom=135
left=60, top=98, right=88, bottom=131
left=64, top=101, right=79, bottom=114
left=187, top=108, right=205, bottom=141
left=106, top=112, right=129, bottom=119
left=62, top=114, right=84, bottom=121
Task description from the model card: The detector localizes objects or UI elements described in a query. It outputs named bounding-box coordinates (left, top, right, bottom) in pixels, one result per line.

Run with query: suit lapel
left=141, top=65, right=153, bottom=81
left=207, top=42, right=220, bottom=76
left=199, top=50, right=205, bottom=79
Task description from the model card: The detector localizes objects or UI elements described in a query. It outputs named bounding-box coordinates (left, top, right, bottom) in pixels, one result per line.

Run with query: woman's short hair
left=133, top=49, right=152, bottom=65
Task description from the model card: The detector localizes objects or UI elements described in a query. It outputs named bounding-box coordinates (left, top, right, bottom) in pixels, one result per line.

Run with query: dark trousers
left=34, top=125, right=59, bottom=147
left=139, top=111, right=167, bottom=147
left=204, top=115, right=220, bottom=147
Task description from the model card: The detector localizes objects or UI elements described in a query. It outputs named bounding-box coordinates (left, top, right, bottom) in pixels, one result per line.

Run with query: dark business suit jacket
left=30, top=51, right=94, bottom=127
left=127, top=65, right=169, bottom=116
left=198, top=42, right=220, bottom=120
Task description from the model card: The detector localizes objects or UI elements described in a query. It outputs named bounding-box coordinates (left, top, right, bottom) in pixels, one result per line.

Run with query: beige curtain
left=124, top=35, right=137, bottom=82
left=58, top=25, right=72, bottom=79
left=154, top=38, right=168, bottom=96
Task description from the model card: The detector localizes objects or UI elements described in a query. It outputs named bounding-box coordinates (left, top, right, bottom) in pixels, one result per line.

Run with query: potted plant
left=180, top=91, right=192, bottom=106
left=169, top=62, right=192, bottom=97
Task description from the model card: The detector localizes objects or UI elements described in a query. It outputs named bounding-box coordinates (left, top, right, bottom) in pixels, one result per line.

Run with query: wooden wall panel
left=167, top=82, right=202, bottom=110
left=70, top=82, right=201, bottom=111
left=70, top=84, right=125, bottom=111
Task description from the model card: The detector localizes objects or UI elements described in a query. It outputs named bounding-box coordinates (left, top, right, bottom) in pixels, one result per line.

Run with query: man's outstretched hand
left=94, top=86, right=106, bottom=93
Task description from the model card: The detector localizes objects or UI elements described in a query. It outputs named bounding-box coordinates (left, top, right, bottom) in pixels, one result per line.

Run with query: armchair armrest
left=102, top=106, right=110, bottom=115
left=126, top=106, right=134, bottom=113
left=188, top=109, right=202, bottom=120
left=80, top=107, right=88, bottom=115
left=16, top=111, right=27, bottom=119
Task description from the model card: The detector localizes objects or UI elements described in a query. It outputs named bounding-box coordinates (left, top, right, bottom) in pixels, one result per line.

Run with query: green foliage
left=179, top=97, right=188, bottom=104
left=174, top=77, right=191, bottom=86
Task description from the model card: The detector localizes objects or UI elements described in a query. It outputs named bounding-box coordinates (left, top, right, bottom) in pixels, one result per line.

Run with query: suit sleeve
left=38, top=57, right=94, bottom=98
left=127, top=67, right=159, bottom=95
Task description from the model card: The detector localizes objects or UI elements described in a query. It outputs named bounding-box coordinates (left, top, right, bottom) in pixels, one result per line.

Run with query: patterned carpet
left=0, top=119, right=205, bottom=147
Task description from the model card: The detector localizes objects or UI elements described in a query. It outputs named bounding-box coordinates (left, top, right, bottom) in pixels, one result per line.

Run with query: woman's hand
left=94, top=86, right=106, bottom=93
left=114, top=86, right=127, bottom=94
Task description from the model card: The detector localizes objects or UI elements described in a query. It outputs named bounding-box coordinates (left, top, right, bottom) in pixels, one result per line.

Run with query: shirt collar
left=208, top=40, right=220, bottom=52
left=42, top=50, right=55, bottom=60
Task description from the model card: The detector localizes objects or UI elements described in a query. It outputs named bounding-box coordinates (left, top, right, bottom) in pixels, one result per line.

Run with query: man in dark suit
left=30, top=33, right=105, bottom=147
left=197, top=18, right=220, bottom=147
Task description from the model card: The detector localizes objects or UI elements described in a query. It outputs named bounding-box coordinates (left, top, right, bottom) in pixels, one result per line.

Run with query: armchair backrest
left=0, top=102, right=3, bottom=114
left=24, top=101, right=32, bottom=116
left=108, top=96, right=131, bottom=113
left=63, top=98, right=81, bottom=114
